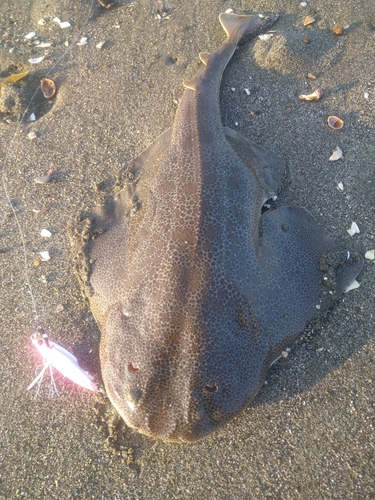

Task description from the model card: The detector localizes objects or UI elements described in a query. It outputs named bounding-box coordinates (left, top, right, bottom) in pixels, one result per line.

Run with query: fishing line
left=1, top=0, right=97, bottom=390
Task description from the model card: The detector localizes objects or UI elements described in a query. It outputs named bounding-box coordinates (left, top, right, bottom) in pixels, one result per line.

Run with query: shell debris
left=299, top=89, right=323, bottom=101
left=329, top=146, right=343, bottom=161
left=40, top=78, right=56, bottom=98
left=40, top=229, right=52, bottom=238
left=344, top=280, right=360, bottom=293
left=40, top=251, right=50, bottom=261
left=303, top=16, right=315, bottom=26
left=337, top=182, right=344, bottom=191
left=365, top=250, right=375, bottom=260
left=347, top=221, right=360, bottom=236
left=328, top=116, right=344, bottom=129
left=25, top=31, right=37, bottom=39
left=27, top=131, right=37, bottom=140
left=28, top=56, right=45, bottom=64
left=332, top=25, right=343, bottom=35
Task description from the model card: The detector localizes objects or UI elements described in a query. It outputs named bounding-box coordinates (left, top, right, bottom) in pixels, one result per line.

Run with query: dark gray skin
left=76, top=13, right=363, bottom=442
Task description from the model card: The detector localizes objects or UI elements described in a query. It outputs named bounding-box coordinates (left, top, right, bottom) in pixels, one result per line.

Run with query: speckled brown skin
left=80, top=13, right=363, bottom=442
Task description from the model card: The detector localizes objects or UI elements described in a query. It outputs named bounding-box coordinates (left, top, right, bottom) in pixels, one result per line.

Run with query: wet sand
left=1, top=1, right=374, bottom=498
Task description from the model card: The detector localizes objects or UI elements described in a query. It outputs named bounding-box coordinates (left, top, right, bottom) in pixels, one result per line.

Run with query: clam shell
left=328, top=116, right=344, bottom=129
left=40, top=78, right=56, bottom=98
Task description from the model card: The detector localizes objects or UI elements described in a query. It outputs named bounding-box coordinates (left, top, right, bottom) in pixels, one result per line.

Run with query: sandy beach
left=1, top=0, right=374, bottom=498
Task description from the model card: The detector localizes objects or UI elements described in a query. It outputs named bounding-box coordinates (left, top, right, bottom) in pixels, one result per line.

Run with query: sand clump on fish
left=71, top=12, right=363, bottom=442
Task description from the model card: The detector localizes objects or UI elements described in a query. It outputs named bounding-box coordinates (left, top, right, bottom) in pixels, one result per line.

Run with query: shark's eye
left=205, top=383, right=218, bottom=393
left=128, top=363, right=139, bottom=372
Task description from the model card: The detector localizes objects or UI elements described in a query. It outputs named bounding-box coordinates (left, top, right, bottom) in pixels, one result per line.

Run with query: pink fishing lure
left=29, top=332, right=97, bottom=393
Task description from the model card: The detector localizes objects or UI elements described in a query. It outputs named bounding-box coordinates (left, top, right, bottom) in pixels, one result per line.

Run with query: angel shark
left=73, top=12, right=363, bottom=441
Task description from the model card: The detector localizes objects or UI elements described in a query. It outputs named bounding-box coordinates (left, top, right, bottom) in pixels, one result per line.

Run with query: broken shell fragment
left=28, top=56, right=45, bottom=64
left=329, top=146, right=343, bottom=161
left=337, top=182, right=344, bottom=190
left=299, top=89, right=323, bottom=101
left=365, top=249, right=375, bottom=260
left=34, top=173, right=54, bottom=184
left=344, top=279, right=360, bottom=293
left=347, top=221, right=360, bottom=236
left=40, top=229, right=52, bottom=238
left=40, top=251, right=50, bottom=261
left=40, top=78, right=56, bottom=98
left=303, top=16, right=316, bottom=26
left=332, top=25, right=343, bottom=35
left=328, top=116, right=344, bottom=129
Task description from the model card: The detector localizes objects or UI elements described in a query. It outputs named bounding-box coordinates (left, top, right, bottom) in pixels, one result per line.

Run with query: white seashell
left=28, top=56, right=45, bottom=64
left=225, top=8, right=233, bottom=13
left=258, top=33, right=273, bottom=40
left=77, top=37, right=88, bottom=45
left=347, top=221, right=360, bottom=236
left=329, top=146, right=342, bottom=161
left=37, top=42, right=52, bottom=48
left=29, top=113, right=36, bottom=121
left=96, top=41, right=105, bottom=49
left=38, top=19, right=46, bottom=25
left=40, top=229, right=52, bottom=238
left=59, top=21, right=71, bottom=29
left=33, top=40, right=40, bottom=45
left=25, top=31, right=36, bottom=39
left=40, top=251, right=50, bottom=261
left=27, top=131, right=37, bottom=140
left=53, top=17, right=62, bottom=24
left=344, top=279, right=360, bottom=293
left=300, top=2, right=308, bottom=6
left=365, top=249, right=375, bottom=260
left=244, top=88, right=250, bottom=95
left=337, top=182, right=344, bottom=190
left=364, top=92, right=369, bottom=99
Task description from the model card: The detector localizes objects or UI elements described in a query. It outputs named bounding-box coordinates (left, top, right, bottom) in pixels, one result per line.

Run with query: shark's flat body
left=75, top=13, right=363, bottom=441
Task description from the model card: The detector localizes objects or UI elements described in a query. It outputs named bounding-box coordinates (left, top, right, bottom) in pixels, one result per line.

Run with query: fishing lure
left=28, top=330, right=97, bottom=395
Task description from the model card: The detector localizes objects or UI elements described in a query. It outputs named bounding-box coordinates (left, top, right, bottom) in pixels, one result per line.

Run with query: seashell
left=299, top=89, right=323, bottom=101
left=364, top=249, right=375, bottom=260
left=329, top=146, right=343, bottom=161
left=347, top=221, right=360, bottom=236
left=34, top=173, right=54, bottom=184
left=25, top=31, right=37, bottom=39
left=40, top=251, right=50, bottom=261
left=27, top=131, right=37, bottom=140
left=332, top=25, right=343, bottom=35
left=40, top=78, right=56, bottom=98
left=344, top=280, right=360, bottom=293
left=337, top=182, right=344, bottom=190
left=303, top=16, right=315, bottom=26
left=327, top=116, right=344, bottom=129
left=28, top=56, right=44, bottom=64
left=40, top=229, right=52, bottom=238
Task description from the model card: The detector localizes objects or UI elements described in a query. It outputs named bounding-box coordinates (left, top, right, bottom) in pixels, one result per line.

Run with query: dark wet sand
left=1, top=1, right=374, bottom=498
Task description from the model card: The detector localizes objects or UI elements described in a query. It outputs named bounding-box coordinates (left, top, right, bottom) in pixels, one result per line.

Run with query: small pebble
left=337, top=182, right=344, bottom=190
left=38, top=19, right=46, bottom=25
left=244, top=88, right=250, bottom=95
left=40, top=229, right=52, bottom=238
left=29, top=113, right=36, bottom=121
left=300, top=1, right=308, bottom=6
left=27, top=131, right=37, bottom=140
left=96, top=41, right=105, bottom=49
left=25, top=31, right=36, bottom=39
left=55, top=304, right=65, bottom=313
left=364, top=92, right=369, bottom=99
left=365, top=249, right=375, bottom=260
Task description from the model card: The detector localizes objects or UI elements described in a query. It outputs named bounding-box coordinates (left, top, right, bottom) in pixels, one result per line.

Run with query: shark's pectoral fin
left=224, top=126, right=285, bottom=200
left=252, top=206, right=363, bottom=351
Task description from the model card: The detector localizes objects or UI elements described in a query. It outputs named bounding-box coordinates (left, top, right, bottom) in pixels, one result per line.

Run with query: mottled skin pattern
left=78, top=13, right=363, bottom=441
